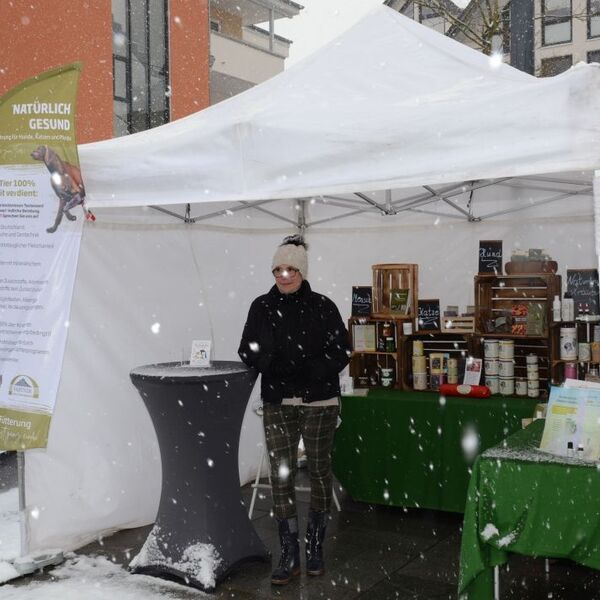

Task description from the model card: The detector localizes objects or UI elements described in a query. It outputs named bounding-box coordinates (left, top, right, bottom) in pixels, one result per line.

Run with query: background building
left=387, top=0, right=600, bottom=76
left=209, top=0, right=301, bottom=104
left=1, top=0, right=301, bottom=143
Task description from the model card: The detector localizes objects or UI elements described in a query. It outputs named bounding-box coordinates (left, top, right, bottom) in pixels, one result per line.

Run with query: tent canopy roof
left=79, top=6, right=600, bottom=211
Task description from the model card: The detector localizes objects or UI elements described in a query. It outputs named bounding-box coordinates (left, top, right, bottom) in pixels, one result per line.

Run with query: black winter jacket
left=238, top=280, right=350, bottom=404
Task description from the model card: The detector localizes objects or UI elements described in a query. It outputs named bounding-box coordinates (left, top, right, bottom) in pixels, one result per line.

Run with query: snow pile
left=130, top=525, right=222, bottom=589
left=480, top=523, right=499, bottom=541
left=480, top=523, right=519, bottom=548
left=0, top=561, right=18, bottom=584
left=483, top=444, right=600, bottom=466
left=173, top=544, right=222, bottom=590
left=1, top=554, right=208, bottom=599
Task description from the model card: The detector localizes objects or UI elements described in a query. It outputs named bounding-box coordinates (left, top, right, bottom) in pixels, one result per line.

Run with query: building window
left=589, top=0, right=600, bottom=38
left=419, top=5, right=439, bottom=22
left=112, top=0, right=169, bottom=137
left=501, top=5, right=511, bottom=54
left=588, top=49, right=600, bottom=63
left=542, top=0, right=572, bottom=46
left=210, top=19, right=221, bottom=33
left=540, top=54, right=572, bottom=76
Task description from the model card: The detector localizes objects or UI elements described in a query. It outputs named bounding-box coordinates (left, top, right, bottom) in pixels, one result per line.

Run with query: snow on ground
left=1, top=554, right=208, bottom=599
left=0, top=487, right=208, bottom=596
left=0, top=487, right=20, bottom=561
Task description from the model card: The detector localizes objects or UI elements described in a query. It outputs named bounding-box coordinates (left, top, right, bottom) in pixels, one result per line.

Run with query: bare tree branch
left=404, top=0, right=597, bottom=57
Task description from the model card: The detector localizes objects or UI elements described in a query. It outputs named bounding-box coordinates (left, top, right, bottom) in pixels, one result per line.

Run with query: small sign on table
left=190, top=340, right=212, bottom=366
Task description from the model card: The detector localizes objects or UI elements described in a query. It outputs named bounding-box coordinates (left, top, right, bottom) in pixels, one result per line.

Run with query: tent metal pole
left=240, top=201, right=299, bottom=226
left=392, top=179, right=509, bottom=212
left=297, top=199, right=307, bottom=232
left=593, top=172, right=600, bottom=276
left=191, top=199, right=280, bottom=222
left=319, top=199, right=381, bottom=211
left=385, top=189, right=392, bottom=213
left=477, top=187, right=592, bottom=220
left=354, top=192, right=395, bottom=215
left=495, top=180, right=593, bottom=195
left=17, top=451, right=29, bottom=557
left=521, top=175, right=593, bottom=187
left=150, top=206, right=188, bottom=222
left=308, top=209, right=377, bottom=227
left=407, top=208, right=467, bottom=220
left=423, top=185, right=478, bottom=221
left=323, top=195, right=373, bottom=206
left=13, top=451, right=65, bottom=575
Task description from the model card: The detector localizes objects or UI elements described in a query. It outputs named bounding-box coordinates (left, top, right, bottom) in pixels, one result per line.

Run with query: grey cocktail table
left=128, top=361, right=269, bottom=591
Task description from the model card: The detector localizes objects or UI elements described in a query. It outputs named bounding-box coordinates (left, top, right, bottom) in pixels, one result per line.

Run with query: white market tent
left=22, top=6, right=600, bottom=555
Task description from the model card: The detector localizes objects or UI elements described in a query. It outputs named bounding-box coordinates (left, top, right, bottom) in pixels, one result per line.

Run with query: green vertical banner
left=0, top=63, right=86, bottom=449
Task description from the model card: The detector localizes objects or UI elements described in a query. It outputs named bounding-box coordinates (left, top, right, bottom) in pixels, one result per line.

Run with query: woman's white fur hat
left=271, top=235, right=308, bottom=278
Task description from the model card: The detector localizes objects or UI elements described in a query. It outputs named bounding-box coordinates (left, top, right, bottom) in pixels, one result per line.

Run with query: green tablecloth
left=458, top=419, right=600, bottom=600
left=332, top=390, right=538, bottom=513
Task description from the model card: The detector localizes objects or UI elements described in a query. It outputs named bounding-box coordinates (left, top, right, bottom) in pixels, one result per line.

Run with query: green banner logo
left=0, top=63, right=83, bottom=450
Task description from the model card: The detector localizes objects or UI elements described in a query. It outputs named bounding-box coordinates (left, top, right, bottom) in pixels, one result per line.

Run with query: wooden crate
left=474, top=273, right=561, bottom=337
left=371, top=263, right=418, bottom=319
left=402, top=333, right=473, bottom=391
left=441, top=316, right=475, bottom=333
left=348, top=317, right=402, bottom=389
left=473, top=334, right=550, bottom=399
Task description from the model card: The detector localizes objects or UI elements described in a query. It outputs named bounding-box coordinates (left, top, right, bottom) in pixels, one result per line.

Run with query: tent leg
left=17, top=451, right=29, bottom=557
left=494, top=565, right=500, bottom=600
left=14, top=451, right=65, bottom=576
left=594, top=171, right=600, bottom=275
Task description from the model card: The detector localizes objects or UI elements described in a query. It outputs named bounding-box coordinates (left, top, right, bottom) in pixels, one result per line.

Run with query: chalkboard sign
left=417, top=299, right=441, bottom=331
left=351, top=286, right=372, bottom=316
left=479, top=240, right=503, bottom=273
left=567, top=269, right=600, bottom=316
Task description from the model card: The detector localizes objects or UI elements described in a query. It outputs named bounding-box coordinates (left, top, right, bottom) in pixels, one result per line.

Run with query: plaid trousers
left=262, top=403, right=339, bottom=520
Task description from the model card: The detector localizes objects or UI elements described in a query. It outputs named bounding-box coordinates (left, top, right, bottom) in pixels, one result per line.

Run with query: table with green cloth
left=458, top=419, right=600, bottom=600
left=332, top=390, right=538, bottom=513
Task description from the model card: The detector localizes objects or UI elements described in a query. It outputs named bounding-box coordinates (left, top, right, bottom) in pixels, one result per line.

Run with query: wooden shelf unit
left=474, top=273, right=561, bottom=338
left=549, top=320, right=600, bottom=384
left=472, top=334, right=550, bottom=399
left=348, top=317, right=403, bottom=390
left=474, top=273, right=561, bottom=398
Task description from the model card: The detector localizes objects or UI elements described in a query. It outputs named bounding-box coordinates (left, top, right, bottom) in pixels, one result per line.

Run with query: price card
left=190, top=340, right=212, bottom=367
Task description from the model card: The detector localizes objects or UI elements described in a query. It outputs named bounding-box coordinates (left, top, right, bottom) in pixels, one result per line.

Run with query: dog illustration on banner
left=31, top=145, right=95, bottom=233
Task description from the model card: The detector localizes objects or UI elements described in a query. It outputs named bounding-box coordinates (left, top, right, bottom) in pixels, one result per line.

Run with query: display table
left=332, top=390, right=538, bottom=513
left=458, top=419, right=600, bottom=600
left=128, top=362, right=268, bottom=591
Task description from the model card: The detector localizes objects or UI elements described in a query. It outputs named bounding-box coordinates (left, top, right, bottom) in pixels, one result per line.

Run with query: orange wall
left=169, top=0, right=210, bottom=119
left=0, top=1, right=114, bottom=143
left=1, top=0, right=211, bottom=141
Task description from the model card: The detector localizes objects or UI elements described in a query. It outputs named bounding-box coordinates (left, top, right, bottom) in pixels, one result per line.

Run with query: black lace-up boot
left=271, top=516, right=301, bottom=585
left=305, top=509, right=328, bottom=576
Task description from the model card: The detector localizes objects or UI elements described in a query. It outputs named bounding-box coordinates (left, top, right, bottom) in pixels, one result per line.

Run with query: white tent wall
left=24, top=195, right=596, bottom=553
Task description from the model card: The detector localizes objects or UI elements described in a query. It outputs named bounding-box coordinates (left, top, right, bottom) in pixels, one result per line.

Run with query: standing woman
left=238, top=235, right=350, bottom=585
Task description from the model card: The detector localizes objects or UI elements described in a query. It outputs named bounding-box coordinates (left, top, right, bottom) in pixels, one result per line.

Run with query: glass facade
left=542, top=0, right=572, bottom=46
left=540, top=54, right=572, bottom=76
left=588, top=49, right=600, bottom=62
left=112, top=0, right=169, bottom=136
left=589, top=0, right=600, bottom=38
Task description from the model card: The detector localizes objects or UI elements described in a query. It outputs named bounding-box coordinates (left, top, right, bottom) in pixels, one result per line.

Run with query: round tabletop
left=130, top=360, right=252, bottom=383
